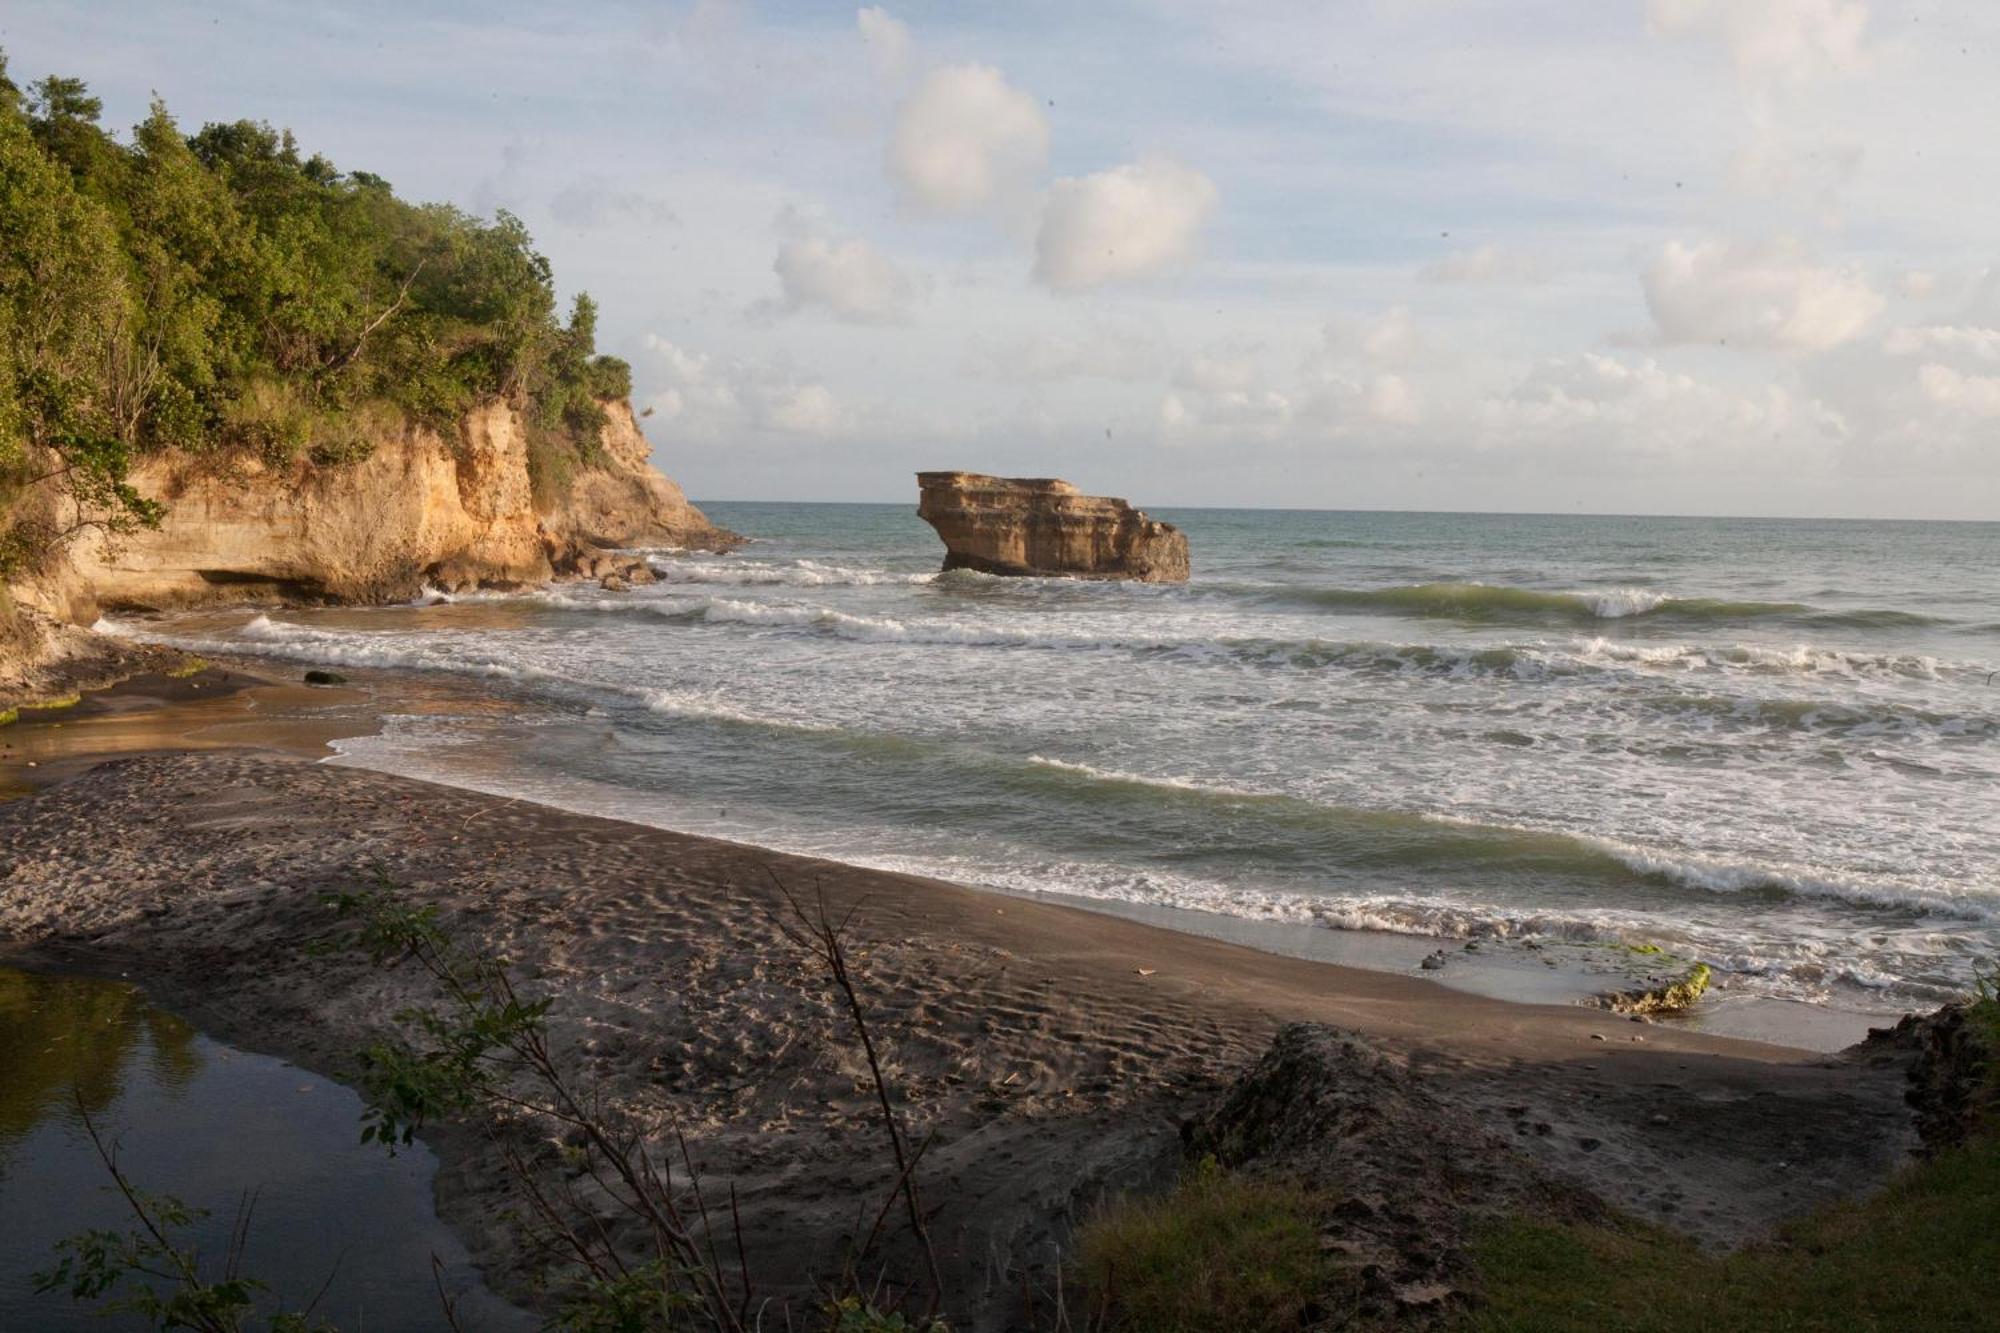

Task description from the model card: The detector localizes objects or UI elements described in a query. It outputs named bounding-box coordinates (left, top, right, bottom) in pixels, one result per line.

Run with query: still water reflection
left=0, top=966, right=534, bottom=1331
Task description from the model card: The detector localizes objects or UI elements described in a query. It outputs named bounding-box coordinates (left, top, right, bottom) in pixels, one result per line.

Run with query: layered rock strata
left=20, top=400, right=733, bottom=618
left=914, top=472, right=1188, bottom=582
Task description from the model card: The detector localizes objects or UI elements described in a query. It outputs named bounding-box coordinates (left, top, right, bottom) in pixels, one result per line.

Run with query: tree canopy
left=0, top=48, right=633, bottom=573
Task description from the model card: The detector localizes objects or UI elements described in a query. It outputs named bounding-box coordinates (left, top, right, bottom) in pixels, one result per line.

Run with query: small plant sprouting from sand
left=1973, top=958, right=2000, bottom=1096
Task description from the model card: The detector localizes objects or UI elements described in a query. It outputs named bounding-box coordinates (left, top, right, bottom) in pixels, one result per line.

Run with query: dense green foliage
left=0, top=48, right=630, bottom=574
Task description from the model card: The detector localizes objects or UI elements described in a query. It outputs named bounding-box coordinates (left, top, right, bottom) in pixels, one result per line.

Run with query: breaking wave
left=1262, top=580, right=1953, bottom=630
left=1017, top=755, right=1995, bottom=923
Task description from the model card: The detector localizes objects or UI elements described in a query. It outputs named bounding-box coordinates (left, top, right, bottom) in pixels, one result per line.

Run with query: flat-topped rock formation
left=915, top=472, right=1189, bottom=582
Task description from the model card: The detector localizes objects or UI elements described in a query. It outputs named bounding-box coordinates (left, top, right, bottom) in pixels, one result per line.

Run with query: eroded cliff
left=915, top=472, right=1189, bottom=582
left=14, top=399, right=733, bottom=624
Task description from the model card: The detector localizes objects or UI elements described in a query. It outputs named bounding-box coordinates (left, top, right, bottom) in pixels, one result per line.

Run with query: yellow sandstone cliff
left=17, top=399, right=732, bottom=622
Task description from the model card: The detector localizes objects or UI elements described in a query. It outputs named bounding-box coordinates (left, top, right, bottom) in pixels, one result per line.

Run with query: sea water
left=111, top=506, right=1999, bottom=1016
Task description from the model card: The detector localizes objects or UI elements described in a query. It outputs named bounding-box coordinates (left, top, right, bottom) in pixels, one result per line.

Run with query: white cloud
left=1728, top=135, right=1862, bottom=208
left=1647, top=0, right=1870, bottom=89
left=1882, top=325, right=2000, bottom=361
left=765, top=381, right=849, bottom=434
left=1306, top=307, right=1427, bottom=375
left=1366, top=373, right=1421, bottom=424
left=1917, top=363, right=2000, bottom=418
left=1159, top=388, right=1292, bottom=433
left=1478, top=352, right=1839, bottom=454
left=1898, top=270, right=1938, bottom=300
left=1361, top=306, right=1420, bottom=363
left=642, top=335, right=852, bottom=439
left=1032, top=157, right=1218, bottom=291
left=856, top=7, right=911, bottom=82
left=548, top=176, right=679, bottom=229
left=1417, top=244, right=1547, bottom=285
left=1641, top=237, right=1883, bottom=351
left=962, top=327, right=1164, bottom=382
left=886, top=64, right=1048, bottom=216
left=1172, top=347, right=1261, bottom=394
left=766, top=234, right=920, bottom=324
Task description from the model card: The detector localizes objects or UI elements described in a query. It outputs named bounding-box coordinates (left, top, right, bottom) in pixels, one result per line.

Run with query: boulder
left=915, top=472, right=1188, bottom=582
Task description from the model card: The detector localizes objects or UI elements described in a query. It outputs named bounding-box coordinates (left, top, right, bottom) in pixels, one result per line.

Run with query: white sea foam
left=664, top=595, right=1161, bottom=650
left=1576, top=588, right=1670, bottom=618
left=640, top=687, right=839, bottom=733
left=1580, top=835, right=1999, bottom=922
left=1025, top=755, right=1263, bottom=797
left=649, top=557, right=934, bottom=588
left=1574, top=636, right=1946, bottom=681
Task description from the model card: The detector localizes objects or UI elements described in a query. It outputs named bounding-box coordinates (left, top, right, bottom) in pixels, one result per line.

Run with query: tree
left=0, top=112, right=158, bottom=570
left=0, top=48, right=22, bottom=118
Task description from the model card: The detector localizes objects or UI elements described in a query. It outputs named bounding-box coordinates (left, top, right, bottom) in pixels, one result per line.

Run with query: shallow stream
left=0, top=965, right=534, bottom=1332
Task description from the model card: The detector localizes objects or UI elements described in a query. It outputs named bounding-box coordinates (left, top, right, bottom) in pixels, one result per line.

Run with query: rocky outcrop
left=550, top=401, right=721, bottom=553
left=1858, top=1003, right=1993, bottom=1153
left=915, top=472, right=1188, bottom=582
left=1188, top=1024, right=1603, bottom=1318
left=17, top=399, right=734, bottom=619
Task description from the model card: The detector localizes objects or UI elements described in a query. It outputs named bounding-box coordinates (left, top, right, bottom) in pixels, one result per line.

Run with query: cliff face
left=17, top=400, right=734, bottom=620
left=915, top=472, right=1189, bottom=582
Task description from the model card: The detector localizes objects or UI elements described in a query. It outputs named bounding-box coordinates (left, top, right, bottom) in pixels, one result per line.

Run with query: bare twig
left=430, top=1252, right=468, bottom=1333
left=324, top=258, right=429, bottom=374
left=766, top=868, right=948, bottom=1320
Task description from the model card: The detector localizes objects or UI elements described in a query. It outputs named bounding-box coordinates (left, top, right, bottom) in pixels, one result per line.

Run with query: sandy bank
left=0, top=713, right=1923, bottom=1327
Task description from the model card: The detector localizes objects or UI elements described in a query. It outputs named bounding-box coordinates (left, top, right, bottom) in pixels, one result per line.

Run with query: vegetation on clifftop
left=0, top=48, right=632, bottom=577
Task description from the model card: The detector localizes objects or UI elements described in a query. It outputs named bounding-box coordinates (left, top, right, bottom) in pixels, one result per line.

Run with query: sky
left=4, top=1, right=1999, bottom=518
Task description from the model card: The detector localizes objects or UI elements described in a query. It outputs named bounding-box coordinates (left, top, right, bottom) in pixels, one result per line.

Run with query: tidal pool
left=0, top=965, right=535, bottom=1331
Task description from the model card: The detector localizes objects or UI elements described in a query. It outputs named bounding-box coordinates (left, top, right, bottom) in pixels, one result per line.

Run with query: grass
left=1074, top=1159, right=1342, bottom=1333
left=1463, top=975, right=1999, bottom=1333
left=1461, top=1130, right=2000, bottom=1333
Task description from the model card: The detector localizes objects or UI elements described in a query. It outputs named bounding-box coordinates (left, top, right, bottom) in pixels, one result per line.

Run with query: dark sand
left=0, top=666, right=1923, bottom=1329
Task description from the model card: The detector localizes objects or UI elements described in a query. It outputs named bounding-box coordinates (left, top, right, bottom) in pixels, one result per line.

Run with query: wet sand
left=0, top=664, right=1925, bottom=1329
left=0, top=662, right=378, bottom=797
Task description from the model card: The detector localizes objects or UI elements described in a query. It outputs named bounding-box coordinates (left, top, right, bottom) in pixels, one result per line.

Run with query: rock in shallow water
left=915, top=471, right=1189, bottom=582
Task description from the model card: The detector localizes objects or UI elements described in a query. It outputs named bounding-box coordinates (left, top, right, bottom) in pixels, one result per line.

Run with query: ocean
left=116, top=504, right=2000, bottom=1018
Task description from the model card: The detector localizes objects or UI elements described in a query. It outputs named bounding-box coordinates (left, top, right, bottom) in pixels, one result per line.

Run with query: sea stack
left=915, top=472, right=1190, bottom=582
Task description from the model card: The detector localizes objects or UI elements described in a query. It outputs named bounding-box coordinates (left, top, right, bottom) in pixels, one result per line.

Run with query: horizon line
left=686, top=498, right=1999, bottom=525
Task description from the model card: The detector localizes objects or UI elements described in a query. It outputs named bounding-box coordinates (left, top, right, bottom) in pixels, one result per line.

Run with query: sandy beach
left=0, top=664, right=1932, bottom=1329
